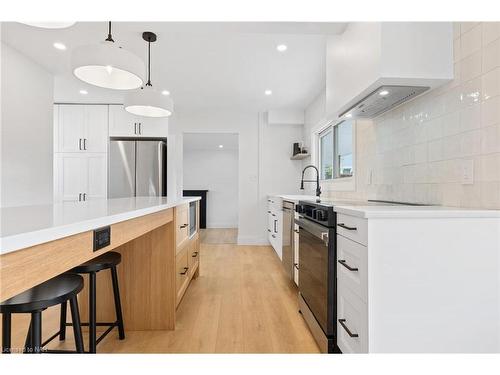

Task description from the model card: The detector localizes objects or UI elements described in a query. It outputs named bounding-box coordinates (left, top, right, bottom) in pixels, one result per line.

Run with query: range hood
left=339, top=85, right=430, bottom=119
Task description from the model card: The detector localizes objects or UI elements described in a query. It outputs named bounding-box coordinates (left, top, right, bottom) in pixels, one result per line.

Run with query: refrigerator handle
left=158, top=141, right=164, bottom=196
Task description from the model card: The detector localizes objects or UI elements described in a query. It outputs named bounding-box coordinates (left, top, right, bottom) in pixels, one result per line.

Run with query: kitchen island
left=0, top=197, right=201, bottom=331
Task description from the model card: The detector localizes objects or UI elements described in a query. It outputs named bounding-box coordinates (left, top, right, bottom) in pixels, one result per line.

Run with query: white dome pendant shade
left=21, top=22, right=76, bottom=29
left=71, top=22, right=145, bottom=90
left=124, top=32, right=173, bottom=118
left=124, top=86, right=173, bottom=117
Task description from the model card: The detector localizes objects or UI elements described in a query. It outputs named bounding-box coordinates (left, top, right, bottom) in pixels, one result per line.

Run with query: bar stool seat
left=0, top=274, right=85, bottom=354
left=70, top=251, right=122, bottom=274
left=61, top=251, right=125, bottom=353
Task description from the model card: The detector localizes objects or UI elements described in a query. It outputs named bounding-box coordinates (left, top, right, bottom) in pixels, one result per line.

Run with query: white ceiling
left=1, top=22, right=347, bottom=112
left=184, top=133, right=239, bottom=151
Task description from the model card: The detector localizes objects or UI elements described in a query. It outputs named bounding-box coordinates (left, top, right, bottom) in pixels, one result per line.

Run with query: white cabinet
left=326, top=22, right=453, bottom=118
left=267, top=196, right=282, bottom=259
left=109, top=105, right=168, bottom=138
left=54, top=153, right=107, bottom=202
left=55, top=105, right=108, bottom=153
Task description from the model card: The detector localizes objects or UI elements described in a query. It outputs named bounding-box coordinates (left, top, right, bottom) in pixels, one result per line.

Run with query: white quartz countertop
left=272, top=194, right=319, bottom=203
left=0, top=196, right=201, bottom=255
left=333, top=203, right=500, bottom=219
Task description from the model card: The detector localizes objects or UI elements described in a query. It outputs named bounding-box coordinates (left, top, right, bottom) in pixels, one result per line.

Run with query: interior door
left=84, top=105, right=108, bottom=152
left=58, top=105, right=85, bottom=152
left=136, top=140, right=165, bottom=197
left=108, top=140, right=136, bottom=198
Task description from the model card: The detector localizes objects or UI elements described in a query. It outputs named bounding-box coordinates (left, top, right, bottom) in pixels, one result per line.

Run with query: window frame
left=317, top=119, right=355, bottom=182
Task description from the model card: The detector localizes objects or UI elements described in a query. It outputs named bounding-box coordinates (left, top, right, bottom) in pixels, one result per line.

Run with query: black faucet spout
left=300, top=165, right=321, bottom=202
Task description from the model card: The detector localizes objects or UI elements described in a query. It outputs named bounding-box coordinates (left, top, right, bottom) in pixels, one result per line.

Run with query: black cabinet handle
left=82, top=193, right=87, bottom=201
left=272, top=213, right=276, bottom=217
left=78, top=193, right=82, bottom=201
left=192, top=252, right=198, bottom=258
left=338, top=319, right=359, bottom=338
left=294, top=229, right=300, bottom=234
left=268, top=229, right=271, bottom=232
left=78, top=138, right=82, bottom=150
left=180, top=267, right=189, bottom=275
left=134, top=123, right=137, bottom=134
left=272, top=234, right=276, bottom=238
left=83, top=138, right=87, bottom=150
left=267, top=210, right=271, bottom=214
left=180, top=224, right=188, bottom=229
left=274, top=220, right=277, bottom=233
left=294, top=263, right=299, bottom=270
left=139, top=123, right=142, bottom=135
left=338, top=259, right=358, bottom=272
left=338, top=223, right=357, bottom=231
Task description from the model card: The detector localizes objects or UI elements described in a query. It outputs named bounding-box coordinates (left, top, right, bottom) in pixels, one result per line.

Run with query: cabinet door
left=57, top=105, right=85, bottom=152
left=176, top=204, right=189, bottom=248
left=138, top=117, right=169, bottom=138
left=84, top=105, right=108, bottom=153
left=84, top=154, right=107, bottom=200
left=56, top=154, right=86, bottom=202
left=176, top=245, right=190, bottom=304
left=109, top=105, right=138, bottom=137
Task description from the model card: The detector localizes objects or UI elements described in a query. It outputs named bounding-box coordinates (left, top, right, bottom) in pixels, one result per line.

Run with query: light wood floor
left=200, top=228, right=238, bottom=244
left=4, top=243, right=319, bottom=353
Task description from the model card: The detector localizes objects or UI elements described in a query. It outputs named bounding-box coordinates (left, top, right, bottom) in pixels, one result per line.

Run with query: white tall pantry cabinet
left=53, top=104, right=108, bottom=202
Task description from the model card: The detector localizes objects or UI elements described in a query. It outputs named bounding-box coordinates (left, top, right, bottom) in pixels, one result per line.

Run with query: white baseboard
left=206, top=223, right=238, bottom=229
left=237, top=235, right=270, bottom=246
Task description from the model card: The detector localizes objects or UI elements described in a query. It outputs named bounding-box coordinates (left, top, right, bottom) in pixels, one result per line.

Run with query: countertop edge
left=0, top=197, right=201, bottom=255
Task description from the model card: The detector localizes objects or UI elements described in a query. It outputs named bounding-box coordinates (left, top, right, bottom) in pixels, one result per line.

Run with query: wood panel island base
left=0, top=197, right=201, bottom=343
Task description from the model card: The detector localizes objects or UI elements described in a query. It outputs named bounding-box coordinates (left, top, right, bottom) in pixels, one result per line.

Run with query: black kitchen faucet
left=300, top=165, right=321, bottom=202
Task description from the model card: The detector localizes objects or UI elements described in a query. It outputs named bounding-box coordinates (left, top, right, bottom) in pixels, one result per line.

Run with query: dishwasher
left=281, top=200, right=295, bottom=281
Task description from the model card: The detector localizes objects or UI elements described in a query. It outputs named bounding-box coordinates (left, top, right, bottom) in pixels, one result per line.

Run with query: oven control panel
left=296, top=202, right=335, bottom=227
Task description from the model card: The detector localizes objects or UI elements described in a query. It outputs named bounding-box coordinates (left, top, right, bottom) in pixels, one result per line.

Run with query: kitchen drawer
left=337, top=234, right=367, bottom=303
left=176, top=204, right=189, bottom=248
left=337, top=279, right=368, bottom=353
left=188, top=235, right=200, bottom=274
left=176, top=246, right=189, bottom=296
left=336, top=213, right=368, bottom=246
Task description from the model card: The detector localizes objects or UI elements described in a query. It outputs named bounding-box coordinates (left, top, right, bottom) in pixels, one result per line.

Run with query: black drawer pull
left=338, top=223, right=357, bottom=231
left=267, top=210, right=271, bottom=213
left=338, top=259, right=358, bottom=272
left=294, top=263, right=299, bottom=270
left=294, top=229, right=299, bottom=234
left=268, top=229, right=271, bottom=232
left=338, top=319, right=359, bottom=338
left=192, top=252, right=198, bottom=258
left=180, top=267, right=189, bottom=275
left=180, top=224, right=188, bottom=229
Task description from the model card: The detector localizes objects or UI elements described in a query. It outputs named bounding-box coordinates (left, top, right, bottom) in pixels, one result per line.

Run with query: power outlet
left=461, top=159, right=474, bottom=185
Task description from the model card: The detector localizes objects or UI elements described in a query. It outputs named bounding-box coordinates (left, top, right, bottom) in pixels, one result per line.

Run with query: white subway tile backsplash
left=460, top=50, right=482, bottom=82
left=323, top=22, right=500, bottom=209
left=481, top=67, right=500, bottom=100
left=461, top=24, right=482, bottom=59
left=482, top=22, right=500, bottom=47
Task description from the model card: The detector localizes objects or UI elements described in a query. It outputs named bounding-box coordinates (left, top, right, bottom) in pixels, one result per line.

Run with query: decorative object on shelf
left=290, top=142, right=309, bottom=160
left=71, top=22, right=145, bottom=90
left=20, top=22, right=76, bottom=29
left=124, top=32, right=174, bottom=118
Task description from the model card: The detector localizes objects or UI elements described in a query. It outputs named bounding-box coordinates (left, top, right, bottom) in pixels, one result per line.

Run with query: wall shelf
left=290, top=153, right=310, bottom=160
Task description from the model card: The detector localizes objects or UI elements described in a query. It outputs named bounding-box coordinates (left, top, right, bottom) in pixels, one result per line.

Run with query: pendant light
left=124, top=32, right=173, bottom=118
left=71, top=22, right=145, bottom=90
left=20, top=22, right=76, bottom=29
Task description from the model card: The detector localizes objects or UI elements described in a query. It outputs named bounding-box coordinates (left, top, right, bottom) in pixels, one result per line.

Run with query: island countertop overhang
left=0, top=196, right=201, bottom=255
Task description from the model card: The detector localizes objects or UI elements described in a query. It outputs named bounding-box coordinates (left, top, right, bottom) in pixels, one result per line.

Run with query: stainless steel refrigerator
left=109, top=138, right=167, bottom=198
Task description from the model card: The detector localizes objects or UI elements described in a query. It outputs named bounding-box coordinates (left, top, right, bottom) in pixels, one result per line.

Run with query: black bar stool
left=60, top=251, right=125, bottom=353
left=0, top=274, right=84, bottom=354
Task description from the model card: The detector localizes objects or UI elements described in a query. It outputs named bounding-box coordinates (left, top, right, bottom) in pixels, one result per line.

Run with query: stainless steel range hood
left=339, top=85, right=430, bottom=119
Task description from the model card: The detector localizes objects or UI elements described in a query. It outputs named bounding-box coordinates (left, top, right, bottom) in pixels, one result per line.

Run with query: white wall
left=171, top=109, right=304, bottom=244
left=183, top=148, right=238, bottom=228
left=1, top=43, right=54, bottom=207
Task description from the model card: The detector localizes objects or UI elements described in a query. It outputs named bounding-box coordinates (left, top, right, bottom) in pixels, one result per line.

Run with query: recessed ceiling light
left=276, top=44, right=287, bottom=52
left=53, top=42, right=67, bottom=51
left=219, top=144, right=224, bottom=148
left=79, top=89, right=88, bottom=95
left=161, top=90, right=170, bottom=96
left=379, top=90, right=389, bottom=96
left=345, top=113, right=352, bottom=118
left=264, top=90, right=272, bottom=96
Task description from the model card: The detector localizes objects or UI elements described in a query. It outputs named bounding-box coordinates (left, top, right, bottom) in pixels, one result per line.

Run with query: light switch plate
left=461, top=159, right=474, bottom=185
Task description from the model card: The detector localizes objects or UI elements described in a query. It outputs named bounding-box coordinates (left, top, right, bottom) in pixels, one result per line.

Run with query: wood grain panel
left=0, top=208, right=173, bottom=302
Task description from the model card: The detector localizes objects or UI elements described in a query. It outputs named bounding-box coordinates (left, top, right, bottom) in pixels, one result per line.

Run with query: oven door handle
left=295, top=218, right=330, bottom=244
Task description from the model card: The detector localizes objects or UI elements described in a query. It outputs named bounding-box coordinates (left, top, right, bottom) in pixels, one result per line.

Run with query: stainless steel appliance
left=109, top=138, right=167, bottom=198
left=295, top=200, right=338, bottom=353
left=281, top=200, right=295, bottom=280
left=189, top=200, right=197, bottom=237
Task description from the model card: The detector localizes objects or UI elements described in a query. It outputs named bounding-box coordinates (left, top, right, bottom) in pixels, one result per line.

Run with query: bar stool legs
left=59, top=301, right=67, bottom=341
left=89, top=271, right=97, bottom=354
left=69, top=296, right=84, bottom=353
left=111, top=266, right=125, bottom=340
left=2, top=313, right=11, bottom=354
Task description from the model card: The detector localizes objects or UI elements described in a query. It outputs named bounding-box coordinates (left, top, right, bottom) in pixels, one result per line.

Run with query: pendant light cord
left=105, top=21, right=114, bottom=42
left=146, top=37, right=152, bottom=86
